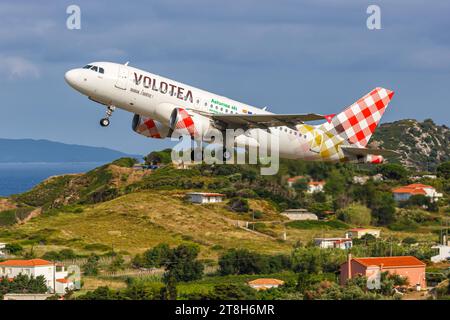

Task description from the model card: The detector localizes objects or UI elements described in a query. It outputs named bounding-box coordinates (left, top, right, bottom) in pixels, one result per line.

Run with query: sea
left=0, top=162, right=105, bottom=196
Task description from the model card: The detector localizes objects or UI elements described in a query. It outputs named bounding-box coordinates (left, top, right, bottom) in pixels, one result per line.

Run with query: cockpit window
left=83, top=64, right=104, bottom=74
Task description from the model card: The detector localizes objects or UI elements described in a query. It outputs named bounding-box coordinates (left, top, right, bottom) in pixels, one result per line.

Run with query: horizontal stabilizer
left=341, top=146, right=400, bottom=157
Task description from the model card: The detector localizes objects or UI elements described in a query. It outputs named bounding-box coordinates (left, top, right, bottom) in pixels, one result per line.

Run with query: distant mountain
left=370, top=119, right=450, bottom=172
left=0, top=138, right=141, bottom=163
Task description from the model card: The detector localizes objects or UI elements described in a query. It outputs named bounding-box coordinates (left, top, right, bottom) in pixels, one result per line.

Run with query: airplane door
left=115, top=66, right=128, bottom=90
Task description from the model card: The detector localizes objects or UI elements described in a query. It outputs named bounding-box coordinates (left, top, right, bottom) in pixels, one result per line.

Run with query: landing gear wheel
left=99, top=105, right=115, bottom=127
left=100, top=118, right=110, bottom=127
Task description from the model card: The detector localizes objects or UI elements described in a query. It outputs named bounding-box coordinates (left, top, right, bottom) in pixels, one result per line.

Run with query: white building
left=0, top=259, right=75, bottom=294
left=314, top=238, right=353, bottom=249
left=431, top=236, right=450, bottom=263
left=345, top=228, right=381, bottom=239
left=282, top=209, right=318, bottom=221
left=186, top=192, right=225, bottom=204
left=392, top=184, right=443, bottom=203
left=431, top=245, right=450, bottom=263
left=0, top=243, right=6, bottom=258
left=307, top=181, right=325, bottom=193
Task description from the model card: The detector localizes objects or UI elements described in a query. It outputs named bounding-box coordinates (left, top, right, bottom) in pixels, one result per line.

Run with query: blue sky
left=0, top=0, right=449, bottom=155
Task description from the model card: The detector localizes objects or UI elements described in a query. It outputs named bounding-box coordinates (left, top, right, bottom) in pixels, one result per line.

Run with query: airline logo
left=133, top=72, right=194, bottom=103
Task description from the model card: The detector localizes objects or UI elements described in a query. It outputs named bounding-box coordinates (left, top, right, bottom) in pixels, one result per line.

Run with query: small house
left=345, top=228, right=380, bottom=239
left=392, top=184, right=443, bottom=203
left=314, top=238, right=353, bottom=250
left=287, top=176, right=307, bottom=188
left=0, top=259, right=76, bottom=294
left=248, top=278, right=285, bottom=291
left=431, top=235, right=450, bottom=263
left=307, top=181, right=325, bottom=193
left=340, top=255, right=426, bottom=290
left=186, top=192, right=225, bottom=204
left=282, top=209, right=318, bottom=221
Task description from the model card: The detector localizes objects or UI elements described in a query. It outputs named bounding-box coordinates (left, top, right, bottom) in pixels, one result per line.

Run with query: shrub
left=227, top=197, right=249, bottom=213
left=111, top=157, right=138, bottom=168
left=337, top=203, right=371, bottom=226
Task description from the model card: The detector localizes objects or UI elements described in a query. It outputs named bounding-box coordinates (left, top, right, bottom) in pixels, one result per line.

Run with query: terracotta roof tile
left=248, top=278, right=285, bottom=286
left=353, top=256, right=425, bottom=268
left=0, top=259, right=53, bottom=267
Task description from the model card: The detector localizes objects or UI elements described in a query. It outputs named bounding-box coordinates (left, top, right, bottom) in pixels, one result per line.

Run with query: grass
left=0, top=190, right=291, bottom=258
left=176, top=271, right=298, bottom=296
left=286, top=219, right=349, bottom=230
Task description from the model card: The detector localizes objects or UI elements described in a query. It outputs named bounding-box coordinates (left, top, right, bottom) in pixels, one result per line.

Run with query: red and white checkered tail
left=321, top=87, right=394, bottom=147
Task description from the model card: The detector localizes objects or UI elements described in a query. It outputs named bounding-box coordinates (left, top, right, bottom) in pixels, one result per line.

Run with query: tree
left=108, top=254, right=125, bottom=272
left=227, top=197, right=249, bottom=213
left=83, top=254, right=100, bottom=276
left=337, top=203, right=372, bottom=226
left=378, top=164, right=408, bottom=181
left=437, top=161, right=450, bottom=179
left=324, top=170, right=346, bottom=197
left=162, top=244, right=204, bottom=282
left=292, top=178, right=309, bottom=193
left=370, top=191, right=396, bottom=226
left=209, top=284, right=257, bottom=300
left=0, top=274, right=47, bottom=297
left=219, top=249, right=264, bottom=275
left=160, top=272, right=178, bottom=300
left=5, top=243, right=23, bottom=255
left=142, top=243, right=171, bottom=268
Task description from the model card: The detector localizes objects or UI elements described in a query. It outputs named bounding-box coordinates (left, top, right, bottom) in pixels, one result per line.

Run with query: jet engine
left=132, top=114, right=171, bottom=139
left=365, top=154, right=384, bottom=164
left=169, top=107, right=215, bottom=139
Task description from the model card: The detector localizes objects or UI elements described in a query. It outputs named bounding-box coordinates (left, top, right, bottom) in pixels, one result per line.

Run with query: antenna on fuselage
left=124, top=61, right=129, bottom=66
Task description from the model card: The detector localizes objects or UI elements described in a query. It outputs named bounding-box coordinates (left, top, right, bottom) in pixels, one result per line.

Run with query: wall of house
left=382, top=266, right=427, bottom=288
left=0, top=265, right=55, bottom=292
left=340, top=261, right=367, bottom=285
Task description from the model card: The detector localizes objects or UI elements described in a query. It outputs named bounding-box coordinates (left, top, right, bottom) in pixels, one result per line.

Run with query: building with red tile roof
left=0, top=259, right=77, bottom=294
left=340, top=255, right=426, bottom=290
left=392, top=184, right=442, bottom=202
left=247, top=278, right=285, bottom=291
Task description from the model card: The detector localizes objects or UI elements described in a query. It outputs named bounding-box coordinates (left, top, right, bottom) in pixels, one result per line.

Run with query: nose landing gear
left=100, top=105, right=115, bottom=127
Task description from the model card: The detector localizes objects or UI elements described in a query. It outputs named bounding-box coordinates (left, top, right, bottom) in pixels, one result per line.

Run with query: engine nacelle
left=132, top=114, right=171, bottom=139
left=169, top=107, right=214, bottom=139
left=365, top=154, right=384, bottom=164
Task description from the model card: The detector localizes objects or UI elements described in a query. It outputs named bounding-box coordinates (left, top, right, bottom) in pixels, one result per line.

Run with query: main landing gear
left=100, top=105, right=115, bottom=127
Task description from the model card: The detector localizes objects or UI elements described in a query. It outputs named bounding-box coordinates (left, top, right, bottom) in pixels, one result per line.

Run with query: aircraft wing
left=340, top=146, right=400, bottom=157
left=209, top=113, right=326, bottom=129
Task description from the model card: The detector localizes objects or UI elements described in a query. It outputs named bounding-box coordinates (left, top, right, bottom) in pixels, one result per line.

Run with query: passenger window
left=99, top=67, right=104, bottom=74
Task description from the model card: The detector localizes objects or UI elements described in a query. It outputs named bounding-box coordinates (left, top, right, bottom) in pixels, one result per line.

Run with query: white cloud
left=0, top=56, right=40, bottom=79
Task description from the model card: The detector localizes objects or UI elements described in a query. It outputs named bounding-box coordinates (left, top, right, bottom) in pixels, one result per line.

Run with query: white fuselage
left=65, top=61, right=330, bottom=161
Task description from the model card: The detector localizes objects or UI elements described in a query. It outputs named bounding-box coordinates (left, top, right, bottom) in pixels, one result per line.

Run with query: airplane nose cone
left=64, top=69, right=80, bottom=88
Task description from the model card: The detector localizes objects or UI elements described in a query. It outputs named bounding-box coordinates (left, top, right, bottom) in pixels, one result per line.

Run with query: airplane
left=64, top=61, right=398, bottom=164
